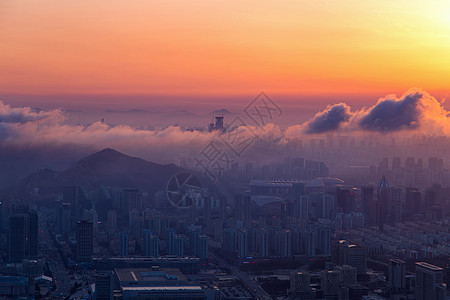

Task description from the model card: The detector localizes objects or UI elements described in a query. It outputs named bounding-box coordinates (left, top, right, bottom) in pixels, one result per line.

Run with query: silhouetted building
left=361, top=185, right=374, bottom=226
left=336, top=188, right=355, bottom=214
left=57, top=202, right=72, bottom=235
left=237, top=229, right=248, bottom=258
left=389, top=259, right=406, bottom=293
left=166, top=228, right=176, bottom=255
left=120, top=231, right=129, bottom=257
left=8, top=207, right=38, bottom=263
left=198, top=235, right=208, bottom=260
left=415, top=262, right=446, bottom=300
left=376, top=176, right=390, bottom=231
left=208, top=115, right=225, bottom=132
left=76, top=220, right=93, bottom=263
left=290, top=271, right=314, bottom=299
left=95, top=271, right=113, bottom=300
left=333, top=240, right=366, bottom=274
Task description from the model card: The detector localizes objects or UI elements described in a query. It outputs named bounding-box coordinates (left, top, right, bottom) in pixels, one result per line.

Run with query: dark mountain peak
left=76, top=148, right=134, bottom=166
left=7, top=148, right=185, bottom=199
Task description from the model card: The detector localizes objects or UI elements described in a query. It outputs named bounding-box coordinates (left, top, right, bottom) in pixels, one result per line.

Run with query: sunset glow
left=1, top=0, right=449, bottom=103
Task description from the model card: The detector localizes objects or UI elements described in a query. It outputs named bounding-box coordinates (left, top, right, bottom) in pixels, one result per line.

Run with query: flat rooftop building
left=114, top=268, right=219, bottom=300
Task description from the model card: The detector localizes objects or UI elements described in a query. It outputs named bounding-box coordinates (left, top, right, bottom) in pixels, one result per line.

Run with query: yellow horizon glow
left=1, top=0, right=449, bottom=99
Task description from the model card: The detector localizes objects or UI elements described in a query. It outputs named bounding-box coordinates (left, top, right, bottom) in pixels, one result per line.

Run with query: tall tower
left=120, top=231, right=129, bottom=257
left=166, top=228, right=176, bottom=255
left=76, top=220, right=93, bottom=263
left=8, top=206, right=38, bottom=262
left=376, top=176, right=390, bottom=231
left=415, top=262, right=446, bottom=300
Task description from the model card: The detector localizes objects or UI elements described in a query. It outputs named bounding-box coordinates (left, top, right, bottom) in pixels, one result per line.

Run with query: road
left=39, top=219, right=73, bottom=298
left=210, top=252, right=272, bottom=300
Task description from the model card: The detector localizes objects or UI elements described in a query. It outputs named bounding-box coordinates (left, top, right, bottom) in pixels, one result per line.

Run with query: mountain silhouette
left=8, top=148, right=184, bottom=198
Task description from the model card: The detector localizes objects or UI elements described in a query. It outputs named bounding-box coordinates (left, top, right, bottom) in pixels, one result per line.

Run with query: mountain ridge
left=6, top=148, right=184, bottom=199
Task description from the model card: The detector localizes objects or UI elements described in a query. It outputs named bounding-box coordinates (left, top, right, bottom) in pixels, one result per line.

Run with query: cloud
left=303, top=103, right=352, bottom=134
left=0, top=101, right=63, bottom=124
left=296, top=88, right=450, bottom=135
left=358, top=89, right=422, bottom=132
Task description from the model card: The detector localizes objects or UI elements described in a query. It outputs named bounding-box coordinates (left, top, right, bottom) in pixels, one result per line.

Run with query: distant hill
left=208, top=109, right=234, bottom=115
left=7, top=148, right=184, bottom=198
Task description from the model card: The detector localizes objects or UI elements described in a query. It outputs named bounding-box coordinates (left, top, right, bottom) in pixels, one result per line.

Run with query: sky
left=1, top=0, right=450, bottom=110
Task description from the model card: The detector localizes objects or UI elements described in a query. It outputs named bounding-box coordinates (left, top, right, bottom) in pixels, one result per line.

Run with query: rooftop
left=115, top=268, right=186, bottom=283
left=415, top=262, right=443, bottom=271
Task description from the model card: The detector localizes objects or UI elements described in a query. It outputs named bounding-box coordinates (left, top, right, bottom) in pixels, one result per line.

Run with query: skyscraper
left=333, top=240, right=367, bottom=274
left=222, top=228, right=237, bottom=254
left=27, top=210, right=38, bottom=257
left=76, top=220, right=93, bottom=263
left=188, top=225, right=201, bottom=256
left=198, top=235, right=208, bottom=260
left=57, top=202, right=72, bottom=235
left=415, top=262, right=447, bottom=300
left=147, top=235, right=159, bottom=257
left=234, top=194, right=251, bottom=224
left=237, top=229, right=248, bottom=258
left=389, top=259, right=406, bottom=293
left=166, top=228, right=176, bottom=255
left=174, top=234, right=185, bottom=257
left=258, top=229, right=269, bottom=258
left=120, top=231, right=129, bottom=257
left=95, top=271, right=113, bottom=300
left=8, top=207, right=38, bottom=263
left=376, top=176, right=390, bottom=231
left=360, top=185, right=373, bottom=225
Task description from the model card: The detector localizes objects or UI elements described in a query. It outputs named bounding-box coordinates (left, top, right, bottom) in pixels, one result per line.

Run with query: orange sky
left=1, top=0, right=450, bottom=103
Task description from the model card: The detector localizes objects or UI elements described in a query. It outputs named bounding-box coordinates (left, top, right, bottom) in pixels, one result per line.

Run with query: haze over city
left=0, top=1, right=449, bottom=300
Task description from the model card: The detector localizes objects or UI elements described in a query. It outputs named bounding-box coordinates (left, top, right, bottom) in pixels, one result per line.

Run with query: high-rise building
left=174, top=234, right=185, bottom=257
left=64, top=186, right=83, bottom=222
left=147, top=235, right=160, bottom=257
left=258, top=229, right=269, bottom=257
left=336, top=265, right=357, bottom=286
left=121, top=188, right=142, bottom=216
left=237, top=229, right=248, bottom=258
left=222, top=228, right=237, bottom=254
left=188, top=225, right=201, bottom=257
left=336, top=188, right=355, bottom=214
left=198, top=235, right=208, bottom=260
left=389, top=259, right=406, bottom=293
left=360, top=186, right=373, bottom=225
left=415, top=262, right=447, bottom=300
left=333, top=240, right=366, bottom=274
left=290, top=271, right=314, bottom=299
left=234, top=195, right=251, bottom=224
left=8, top=207, right=38, bottom=263
left=57, top=202, right=72, bottom=235
left=120, top=231, right=129, bottom=257
left=321, top=270, right=341, bottom=297
left=0, top=201, right=3, bottom=232
left=76, top=220, right=93, bottom=263
left=95, top=271, right=113, bottom=300
left=143, top=230, right=152, bottom=256
left=376, top=176, right=390, bottom=231
left=166, top=228, right=176, bottom=255
left=8, top=214, right=28, bottom=263
left=392, top=157, right=401, bottom=170
left=405, top=188, right=421, bottom=218
left=106, top=210, right=117, bottom=230
left=280, top=229, right=292, bottom=257
left=27, top=210, right=38, bottom=257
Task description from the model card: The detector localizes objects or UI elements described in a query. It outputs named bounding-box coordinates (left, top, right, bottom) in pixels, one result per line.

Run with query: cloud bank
left=304, top=103, right=352, bottom=134
left=0, top=88, right=449, bottom=187
left=298, top=88, right=450, bottom=135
